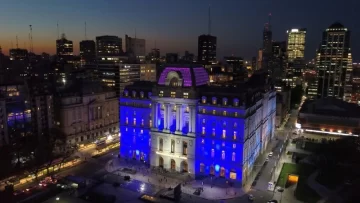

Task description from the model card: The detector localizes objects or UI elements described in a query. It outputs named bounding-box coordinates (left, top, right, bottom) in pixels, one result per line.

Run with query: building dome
left=329, top=22, right=344, bottom=29
left=158, top=66, right=209, bottom=87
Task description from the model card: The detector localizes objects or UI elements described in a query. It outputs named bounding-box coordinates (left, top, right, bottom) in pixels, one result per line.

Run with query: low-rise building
left=297, top=97, right=360, bottom=136
left=58, top=81, right=119, bottom=146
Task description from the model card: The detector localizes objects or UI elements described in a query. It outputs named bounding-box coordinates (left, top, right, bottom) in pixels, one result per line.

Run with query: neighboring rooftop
left=300, top=97, right=360, bottom=118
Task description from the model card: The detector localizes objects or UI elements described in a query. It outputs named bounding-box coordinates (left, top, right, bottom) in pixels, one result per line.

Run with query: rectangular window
left=235, top=112, right=238, bottom=117
left=223, top=111, right=227, bottom=116
left=202, top=109, right=206, bottom=113
left=183, top=142, right=188, bottom=155
left=171, top=92, right=176, bottom=98
left=183, top=92, right=189, bottom=99
left=212, top=110, right=216, bottom=115
left=222, top=130, right=226, bottom=139
left=202, top=127, right=206, bottom=135
left=212, top=128, right=215, bottom=136
left=133, top=118, right=136, bottom=126
left=125, top=117, right=128, bottom=125
left=233, top=131, right=237, bottom=140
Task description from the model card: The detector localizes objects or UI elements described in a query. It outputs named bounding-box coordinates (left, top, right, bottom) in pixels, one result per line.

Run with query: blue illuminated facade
left=119, top=67, right=276, bottom=184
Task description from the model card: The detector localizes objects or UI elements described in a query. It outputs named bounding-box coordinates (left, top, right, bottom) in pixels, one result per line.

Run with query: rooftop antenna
left=16, top=36, right=19, bottom=49
left=208, top=4, right=211, bottom=35
left=85, top=22, right=87, bottom=40
left=29, top=25, right=33, bottom=53
left=268, top=13, right=272, bottom=31
left=57, top=21, right=59, bottom=40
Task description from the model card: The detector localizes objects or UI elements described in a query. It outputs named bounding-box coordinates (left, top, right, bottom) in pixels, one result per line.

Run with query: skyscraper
left=262, top=14, right=273, bottom=71
left=197, top=35, right=217, bottom=65
left=79, top=40, right=96, bottom=65
left=315, top=23, right=352, bottom=101
left=56, top=33, right=73, bottom=62
left=287, top=28, right=306, bottom=62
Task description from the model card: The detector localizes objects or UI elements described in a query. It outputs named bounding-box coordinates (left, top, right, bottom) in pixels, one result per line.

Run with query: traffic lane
left=15, top=151, right=115, bottom=192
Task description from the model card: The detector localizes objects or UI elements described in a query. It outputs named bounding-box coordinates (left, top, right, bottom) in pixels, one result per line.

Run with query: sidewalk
left=106, top=158, right=245, bottom=200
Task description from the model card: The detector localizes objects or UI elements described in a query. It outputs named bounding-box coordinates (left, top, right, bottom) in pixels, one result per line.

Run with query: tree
left=0, top=145, right=14, bottom=179
left=290, top=85, right=304, bottom=108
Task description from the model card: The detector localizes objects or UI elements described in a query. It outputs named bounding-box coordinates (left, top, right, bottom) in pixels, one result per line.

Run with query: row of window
left=201, top=96, right=240, bottom=106
left=200, top=108, right=239, bottom=117
left=201, top=127, right=238, bottom=140
left=125, top=117, right=152, bottom=127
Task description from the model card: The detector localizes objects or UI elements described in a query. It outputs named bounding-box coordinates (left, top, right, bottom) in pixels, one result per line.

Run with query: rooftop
left=300, top=97, right=360, bottom=118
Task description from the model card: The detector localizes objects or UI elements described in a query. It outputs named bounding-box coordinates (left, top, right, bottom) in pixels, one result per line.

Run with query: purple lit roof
left=158, top=67, right=209, bottom=87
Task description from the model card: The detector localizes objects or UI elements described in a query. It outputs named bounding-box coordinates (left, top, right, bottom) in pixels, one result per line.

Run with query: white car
left=268, top=152, right=273, bottom=157
left=248, top=194, right=255, bottom=201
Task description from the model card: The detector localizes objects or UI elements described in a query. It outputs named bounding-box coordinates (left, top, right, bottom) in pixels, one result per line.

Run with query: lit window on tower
left=233, top=131, right=237, bottom=140
left=212, top=128, right=215, bottom=136
left=202, top=127, right=205, bottom=135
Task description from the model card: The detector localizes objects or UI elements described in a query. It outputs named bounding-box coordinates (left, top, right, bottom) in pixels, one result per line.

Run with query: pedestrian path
left=105, top=158, right=246, bottom=200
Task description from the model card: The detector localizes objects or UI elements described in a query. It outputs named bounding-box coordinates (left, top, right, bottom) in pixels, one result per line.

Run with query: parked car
left=248, top=194, right=255, bottom=201
left=267, top=200, right=278, bottom=203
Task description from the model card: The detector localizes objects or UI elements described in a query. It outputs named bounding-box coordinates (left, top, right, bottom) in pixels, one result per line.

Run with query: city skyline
left=0, top=0, right=359, bottom=60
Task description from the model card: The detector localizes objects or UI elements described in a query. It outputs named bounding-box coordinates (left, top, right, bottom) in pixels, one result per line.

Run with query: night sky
left=0, top=0, right=359, bottom=61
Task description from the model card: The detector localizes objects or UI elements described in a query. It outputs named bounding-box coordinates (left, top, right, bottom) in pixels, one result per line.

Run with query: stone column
left=179, top=105, right=184, bottom=133
left=167, top=104, right=173, bottom=130
left=190, top=105, right=196, bottom=134
left=163, top=103, right=167, bottom=130
left=176, top=104, right=181, bottom=133
left=151, top=102, right=156, bottom=128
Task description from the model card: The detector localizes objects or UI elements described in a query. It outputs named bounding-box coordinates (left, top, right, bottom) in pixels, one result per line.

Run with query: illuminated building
left=262, top=18, right=272, bottom=71
left=9, top=48, right=28, bottom=61
left=166, top=53, right=179, bottom=64
left=270, top=41, right=287, bottom=82
left=140, top=64, right=157, bottom=82
left=0, top=84, right=31, bottom=146
left=315, top=23, right=352, bottom=101
left=79, top=40, right=96, bottom=66
left=286, top=28, right=306, bottom=62
left=119, top=64, right=141, bottom=97
left=198, top=35, right=217, bottom=65
left=95, top=35, right=127, bottom=91
left=148, top=48, right=160, bottom=62
left=297, top=98, right=360, bottom=137
left=352, top=63, right=360, bottom=104
left=119, top=66, right=276, bottom=184
left=56, top=33, right=73, bottom=62
left=58, top=81, right=118, bottom=146
left=125, top=34, right=146, bottom=62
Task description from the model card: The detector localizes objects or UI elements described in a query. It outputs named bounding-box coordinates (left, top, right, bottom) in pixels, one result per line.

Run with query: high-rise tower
left=315, top=22, right=352, bottom=101
left=287, top=28, right=306, bottom=62
left=262, top=13, right=273, bottom=71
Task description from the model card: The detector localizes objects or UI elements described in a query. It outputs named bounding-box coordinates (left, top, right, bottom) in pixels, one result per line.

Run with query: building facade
left=198, top=35, right=217, bottom=65
left=287, top=28, right=306, bottom=62
left=140, top=64, right=157, bottom=82
left=119, top=66, right=276, bottom=184
left=125, top=34, right=146, bottom=62
left=79, top=40, right=96, bottom=66
left=315, top=23, right=352, bottom=101
left=56, top=34, right=73, bottom=62
left=58, top=81, right=119, bottom=146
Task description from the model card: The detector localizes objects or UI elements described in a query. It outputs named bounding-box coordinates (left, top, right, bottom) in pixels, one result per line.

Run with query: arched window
left=140, top=91, right=144, bottom=98
left=222, top=98, right=228, bottom=106
left=222, top=130, right=226, bottom=139
left=132, top=91, right=136, bottom=97
left=232, top=152, right=236, bottom=161
left=201, top=96, right=207, bottom=104
left=124, top=90, right=129, bottom=97
left=233, top=98, right=239, bottom=107
left=171, top=139, right=175, bottom=153
left=212, top=97, right=217, bottom=105
left=159, top=138, right=163, bottom=151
